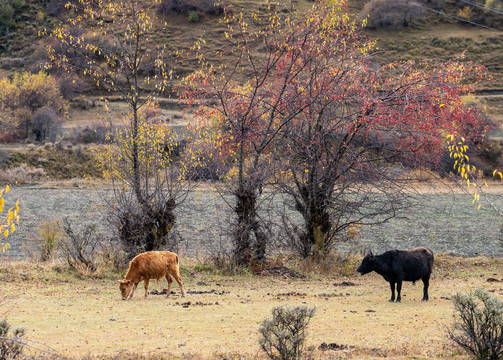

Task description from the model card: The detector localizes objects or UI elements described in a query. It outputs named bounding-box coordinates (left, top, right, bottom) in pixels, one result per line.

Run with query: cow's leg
left=173, top=271, right=186, bottom=297
left=422, top=274, right=430, bottom=301
left=396, top=281, right=402, bottom=302
left=128, top=282, right=139, bottom=300
left=144, top=278, right=150, bottom=298
left=165, top=274, right=173, bottom=297
left=389, top=282, right=396, bottom=302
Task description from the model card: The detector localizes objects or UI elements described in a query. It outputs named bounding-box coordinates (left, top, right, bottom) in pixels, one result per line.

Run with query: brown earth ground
left=1, top=255, right=502, bottom=359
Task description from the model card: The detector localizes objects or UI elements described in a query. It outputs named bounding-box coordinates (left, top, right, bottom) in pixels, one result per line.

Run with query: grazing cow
left=118, top=251, right=186, bottom=300
left=356, top=247, right=434, bottom=302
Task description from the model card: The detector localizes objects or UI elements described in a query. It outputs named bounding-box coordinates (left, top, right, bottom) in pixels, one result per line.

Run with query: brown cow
left=118, top=251, right=186, bottom=300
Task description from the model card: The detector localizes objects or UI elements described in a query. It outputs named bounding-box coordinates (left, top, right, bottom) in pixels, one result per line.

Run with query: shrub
left=13, top=107, right=32, bottom=140
left=58, top=75, right=84, bottom=100
left=448, top=288, right=503, bottom=360
left=32, top=107, right=62, bottom=142
left=38, top=220, right=63, bottom=261
left=188, top=10, right=199, bottom=22
left=0, top=318, right=25, bottom=360
left=0, top=163, right=46, bottom=184
left=10, top=0, right=25, bottom=10
left=359, top=0, right=426, bottom=29
left=0, top=149, right=11, bottom=168
left=181, top=138, right=227, bottom=181
left=46, top=0, right=75, bottom=16
left=458, top=6, right=473, bottom=21
left=70, top=125, right=111, bottom=144
left=157, top=0, right=227, bottom=16
left=0, top=3, right=14, bottom=35
left=0, top=72, right=68, bottom=141
left=259, top=305, right=316, bottom=360
left=61, top=218, right=101, bottom=273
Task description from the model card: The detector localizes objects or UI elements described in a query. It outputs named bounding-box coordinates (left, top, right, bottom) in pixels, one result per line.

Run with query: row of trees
left=46, top=0, right=487, bottom=266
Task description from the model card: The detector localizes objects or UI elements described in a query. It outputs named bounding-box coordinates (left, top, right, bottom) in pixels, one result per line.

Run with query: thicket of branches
left=182, top=0, right=486, bottom=264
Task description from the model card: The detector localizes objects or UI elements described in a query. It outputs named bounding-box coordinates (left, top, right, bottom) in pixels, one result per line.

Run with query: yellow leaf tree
left=46, top=0, right=189, bottom=255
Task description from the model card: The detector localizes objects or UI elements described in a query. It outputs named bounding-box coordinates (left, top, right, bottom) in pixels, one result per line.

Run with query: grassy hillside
left=1, top=0, right=502, bottom=88
left=1, top=0, right=502, bottom=157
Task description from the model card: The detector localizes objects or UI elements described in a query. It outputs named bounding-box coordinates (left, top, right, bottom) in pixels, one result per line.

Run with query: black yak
left=356, top=247, right=434, bottom=302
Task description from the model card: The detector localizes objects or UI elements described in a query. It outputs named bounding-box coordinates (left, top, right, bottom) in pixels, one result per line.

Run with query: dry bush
left=94, top=241, right=128, bottom=277
left=0, top=149, right=10, bottom=168
left=0, top=163, right=46, bottom=184
left=359, top=0, right=426, bottom=29
left=38, top=220, right=64, bottom=262
left=60, top=218, right=101, bottom=274
left=0, top=318, right=25, bottom=360
left=32, top=107, right=62, bottom=142
left=58, top=75, right=85, bottom=100
left=448, top=288, right=503, bottom=360
left=259, top=305, right=316, bottom=360
left=295, top=250, right=363, bottom=277
left=69, top=125, right=112, bottom=144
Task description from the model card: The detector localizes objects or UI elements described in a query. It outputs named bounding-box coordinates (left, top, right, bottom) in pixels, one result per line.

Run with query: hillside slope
left=1, top=0, right=502, bottom=132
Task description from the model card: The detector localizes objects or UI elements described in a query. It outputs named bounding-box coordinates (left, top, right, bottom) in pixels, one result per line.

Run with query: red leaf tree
left=184, top=0, right=486, bottom=262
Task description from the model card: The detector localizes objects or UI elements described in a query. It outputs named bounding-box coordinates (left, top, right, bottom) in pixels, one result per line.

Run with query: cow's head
left=118, top=279, right=133, bottom=300
left=357, top=251, right=375, bottom=275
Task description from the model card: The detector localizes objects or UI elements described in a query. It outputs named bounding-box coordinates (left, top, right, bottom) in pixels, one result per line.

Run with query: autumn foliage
left=0, top=72, right=67, bottom=141
left=184, top=0, right=487, bottom=261
left=0, top=185, right=20, bottom=253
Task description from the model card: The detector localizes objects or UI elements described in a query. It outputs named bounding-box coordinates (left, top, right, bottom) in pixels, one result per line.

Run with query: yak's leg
left=396, top=281, right=402, bottom=302
left=422, top=274, right=430, bottom=301
left=144, top=278, right=150, bottom=298
left=389, top=282, right=396, bottom=302
left=165, top=274, right=173, bottom=297
left=128, top=282, right=139, bottom=300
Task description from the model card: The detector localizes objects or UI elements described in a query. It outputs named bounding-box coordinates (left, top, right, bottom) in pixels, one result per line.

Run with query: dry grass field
left=1, top=255, right=503, bottom=359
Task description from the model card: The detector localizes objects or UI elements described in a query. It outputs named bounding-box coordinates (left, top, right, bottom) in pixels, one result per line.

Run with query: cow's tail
left=176, top=254, right=179, bottom=265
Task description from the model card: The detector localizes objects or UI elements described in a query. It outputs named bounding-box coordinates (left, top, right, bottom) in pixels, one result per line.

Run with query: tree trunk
left=233, top=183, right=266, bottom=266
